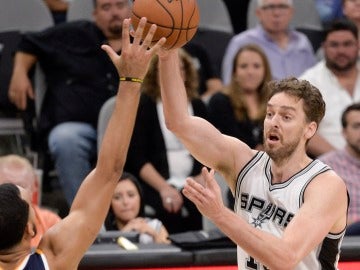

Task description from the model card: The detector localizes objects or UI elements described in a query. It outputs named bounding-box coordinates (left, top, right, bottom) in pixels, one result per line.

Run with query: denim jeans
left=48, top=122, right=97, bottom=205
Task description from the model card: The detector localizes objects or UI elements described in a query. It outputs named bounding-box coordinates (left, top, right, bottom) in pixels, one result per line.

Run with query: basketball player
left=0, top=18, right=165, bottom=270
left=157, top=49, right=348, bottom=269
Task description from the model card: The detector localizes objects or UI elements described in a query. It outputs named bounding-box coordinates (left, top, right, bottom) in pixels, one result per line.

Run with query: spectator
left=300, top=19, right=360, bottom=157
left=125, top=49, right=207, bottom=233
left=208, top=44, right=272, bottom=150
left=343, top=0, right=360, bottom=43
left=43, top=0, right=69, bottom=24
left=222, top=0, right=251, bottom=34
left=315, top=0, right=344, bottom=27
left=0, top=154, right=61, bottom=248
left=319, top=103, right=360, bottom=235
left=104, top=172, right=170, bottom=244
left=221, top=0, right=316, bottom=84
left=8, top=0, right=132, bottom=208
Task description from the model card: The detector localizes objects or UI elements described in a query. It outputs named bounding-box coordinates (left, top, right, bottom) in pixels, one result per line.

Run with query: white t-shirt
left=300, top=60, right=360, bottom=149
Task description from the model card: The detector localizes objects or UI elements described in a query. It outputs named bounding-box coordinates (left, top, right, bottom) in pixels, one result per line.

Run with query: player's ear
left=304, top=121, right=317, bottom=140
left=24, top=222, right=36, bottom=239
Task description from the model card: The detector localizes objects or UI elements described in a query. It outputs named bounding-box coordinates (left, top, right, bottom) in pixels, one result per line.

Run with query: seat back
left=0, top=0, right=53, bottom=32
left=247, top=0, right=323, bottom=30
left=196, top=0, right=233, bottom=34
left=97, top=97, right=116, bottom=152
left=0, top=31, right=22, bottom=115
left=190, top=28, right=233, bottom=77
left=66, top=0, right=94, bottom=22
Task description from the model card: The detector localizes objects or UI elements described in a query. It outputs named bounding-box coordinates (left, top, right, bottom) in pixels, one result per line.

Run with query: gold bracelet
left=119, top=77, right=143, bottom=83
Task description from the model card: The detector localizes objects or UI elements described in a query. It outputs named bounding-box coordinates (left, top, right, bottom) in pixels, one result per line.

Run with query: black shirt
left=19, top=20, right=119, bottom=134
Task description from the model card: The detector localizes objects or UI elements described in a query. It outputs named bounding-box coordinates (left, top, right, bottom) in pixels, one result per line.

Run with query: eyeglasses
left=260, top=4, right=290, bottom=11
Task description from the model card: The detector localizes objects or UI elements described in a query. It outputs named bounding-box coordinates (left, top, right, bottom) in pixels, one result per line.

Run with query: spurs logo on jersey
left=234, top=151, right=346, bottom=270
left=240, top=194, right=295, bottom=229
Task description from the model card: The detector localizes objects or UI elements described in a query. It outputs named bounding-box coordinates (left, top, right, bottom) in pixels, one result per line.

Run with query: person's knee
left=48, top=122, right=96, bottom=154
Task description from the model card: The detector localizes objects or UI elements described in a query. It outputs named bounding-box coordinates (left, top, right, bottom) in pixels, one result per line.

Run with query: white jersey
left=234, top=151, right=345, bottom=270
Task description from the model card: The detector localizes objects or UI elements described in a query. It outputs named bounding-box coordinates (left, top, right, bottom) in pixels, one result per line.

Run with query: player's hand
left=102, top=17, right=166, bottom=80
left=182, top=167, right=226, bottom=220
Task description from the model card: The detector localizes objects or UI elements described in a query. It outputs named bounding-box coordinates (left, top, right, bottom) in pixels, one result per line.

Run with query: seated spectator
left=300, top=19, right=360, bottom=157
left=8, top=0, right=132, bottom=208
left=221, top=0, right=316, bottom=84
left=0, top=154, right=61, bottom=247
left=222, top=0, right=251, bottom=34
left=208, top=44, right=272, bottom=150
left=343, top=0, right=360, bottom=48
left=125, top=49, right=207, bottom=234
left=43, top=0, right=69, bottom=24
left=315, top=0, right=344, bottom=27
left=104, top=172, right=170, bottom=244
left=318, top=103, right=360, bottom=236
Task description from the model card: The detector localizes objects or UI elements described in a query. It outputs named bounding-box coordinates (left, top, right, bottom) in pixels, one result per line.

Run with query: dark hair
left=104, top=172, right=145, bottom=230
left=341, top=103, right=360, bottom=128
left=0, top=183, right=30, bottom=250
left=324, top=19, right=358, bottom=41
left=267, top=77, right=326, bottom=127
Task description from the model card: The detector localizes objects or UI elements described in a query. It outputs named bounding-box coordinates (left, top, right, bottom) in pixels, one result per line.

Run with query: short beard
left=326, top=57, right=357, bottom=73
left=265, top=138, right=299, bottom=164
left=108, top=26, right=122, bottom=37
left=348, top=141, right=360, bottom=157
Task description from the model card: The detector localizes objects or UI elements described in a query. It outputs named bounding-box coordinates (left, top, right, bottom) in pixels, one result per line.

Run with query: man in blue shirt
left=221, top=0, right=316, bottom=84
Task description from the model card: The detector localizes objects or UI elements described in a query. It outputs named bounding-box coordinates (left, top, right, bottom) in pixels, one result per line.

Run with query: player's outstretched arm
left=39, top=18, right=166, bottom=270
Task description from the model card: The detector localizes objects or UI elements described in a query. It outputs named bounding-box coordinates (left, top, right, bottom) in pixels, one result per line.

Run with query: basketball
left=131, top=0, right=200, bottom=49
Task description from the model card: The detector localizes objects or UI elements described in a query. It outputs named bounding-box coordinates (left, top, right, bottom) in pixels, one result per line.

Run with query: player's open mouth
left=268, top=134, right=279, bottom=141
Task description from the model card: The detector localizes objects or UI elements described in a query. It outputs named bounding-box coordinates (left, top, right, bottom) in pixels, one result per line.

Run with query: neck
left=266, top=30, right=289, bottom=49
left=270, top=152, right=312, bottom=184
left=346, top=144, right=360, bottom=160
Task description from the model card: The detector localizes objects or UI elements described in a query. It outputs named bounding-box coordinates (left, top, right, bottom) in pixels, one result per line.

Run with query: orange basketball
left=131, top=0, right=200, bottom=49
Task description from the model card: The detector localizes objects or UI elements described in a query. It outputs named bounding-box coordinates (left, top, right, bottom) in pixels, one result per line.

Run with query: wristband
left=119, top=77, right=143, bottom=83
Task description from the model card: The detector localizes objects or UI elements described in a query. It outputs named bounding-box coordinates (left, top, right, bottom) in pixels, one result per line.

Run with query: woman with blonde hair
left=208, top=44, right=272, bottom=150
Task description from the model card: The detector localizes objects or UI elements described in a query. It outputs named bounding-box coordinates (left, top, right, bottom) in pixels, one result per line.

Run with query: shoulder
left=228, top=28, right=258, bottom=46
left=299, top=61, right=325, bottom=79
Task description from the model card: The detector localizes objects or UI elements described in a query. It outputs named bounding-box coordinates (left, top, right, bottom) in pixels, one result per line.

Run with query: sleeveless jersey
left=234, top=151, right=345, bottom=270
left=17, top=249, right=50, bottom=270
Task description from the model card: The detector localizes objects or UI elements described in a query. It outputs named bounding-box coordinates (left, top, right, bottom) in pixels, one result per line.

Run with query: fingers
left=133, top=17, right=147, bottom=46
left=202, top=167, right=216, bottom=189
left=101, top=44, right=118, bottom=64
left=121, top=18, right=131, bottom=49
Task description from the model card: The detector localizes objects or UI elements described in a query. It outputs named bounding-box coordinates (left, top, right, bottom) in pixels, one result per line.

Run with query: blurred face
left=234, top=50, right=265, bottom=93
left=263, top=93, right=309, bottom=162
left=256, top=0, right=293, bottom=34
left=323, top=30, right=359, bottom=72
left=111, top=179, right=141, bottom=224
left=93, top=0, right=131, bottom=38
left=343, top=0, right=360, bottom=24
left=343, top=110, right=360, bottom=157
